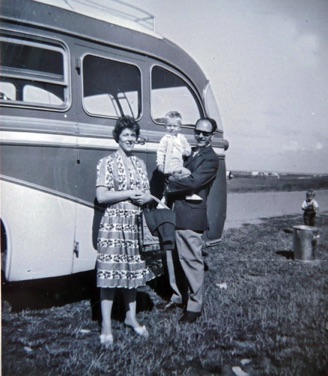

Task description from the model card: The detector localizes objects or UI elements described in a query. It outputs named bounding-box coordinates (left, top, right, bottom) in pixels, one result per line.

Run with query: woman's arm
left=96, top=187, right=138, bottom=205
left=97, top=187, right=152, bottom=207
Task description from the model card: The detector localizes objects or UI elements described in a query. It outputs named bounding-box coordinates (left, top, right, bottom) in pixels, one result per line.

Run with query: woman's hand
left=130, top=191, right=152, bottom=206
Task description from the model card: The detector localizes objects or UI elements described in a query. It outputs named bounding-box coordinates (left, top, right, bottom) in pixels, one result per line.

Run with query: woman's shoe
left=132, top=325, right=149, bottom=338
left=124, top=321, right=149, bottom=338
left=99, top=334, right=113, bottom=348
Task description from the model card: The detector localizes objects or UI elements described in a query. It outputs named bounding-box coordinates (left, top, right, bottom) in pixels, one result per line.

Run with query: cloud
left=315, top=142, right=323, bottom=150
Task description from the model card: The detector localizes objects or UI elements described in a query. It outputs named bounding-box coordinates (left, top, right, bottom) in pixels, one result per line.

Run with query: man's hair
left=196, top=117, right=217, bottom=133
left=164, top=111, right=182, bottom=125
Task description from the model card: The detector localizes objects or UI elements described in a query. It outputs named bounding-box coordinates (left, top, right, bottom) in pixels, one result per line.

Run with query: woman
left=96, top=116, right=160, bottom=347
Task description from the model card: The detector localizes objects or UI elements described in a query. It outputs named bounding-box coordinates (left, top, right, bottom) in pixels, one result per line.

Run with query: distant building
left=251, top=171, right=280, bottom=178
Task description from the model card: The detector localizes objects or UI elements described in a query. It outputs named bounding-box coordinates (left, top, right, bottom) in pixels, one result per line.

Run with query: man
left=165, top=117, right=219, bottom=323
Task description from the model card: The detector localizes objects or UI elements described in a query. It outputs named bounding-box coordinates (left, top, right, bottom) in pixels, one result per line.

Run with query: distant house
left=269, top=172, right=280, bottom=178
left=251, top=171, right=280, bottom=178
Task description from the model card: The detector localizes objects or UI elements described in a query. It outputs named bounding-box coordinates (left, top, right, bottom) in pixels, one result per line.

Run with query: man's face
left=194, top=119, right=213, bottom=148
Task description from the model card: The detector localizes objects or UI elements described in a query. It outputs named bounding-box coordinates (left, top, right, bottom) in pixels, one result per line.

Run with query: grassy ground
left=2, top=212, right=328, bottom=375
left=227, top=174, right=328, bottom=193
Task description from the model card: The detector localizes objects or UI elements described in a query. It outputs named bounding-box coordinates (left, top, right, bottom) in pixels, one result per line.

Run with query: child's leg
left=159, top=177, right=170, bottom=207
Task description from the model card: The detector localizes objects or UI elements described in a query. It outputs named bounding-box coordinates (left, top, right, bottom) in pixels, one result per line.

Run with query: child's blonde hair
left=164, top=111, right=182, bottom=125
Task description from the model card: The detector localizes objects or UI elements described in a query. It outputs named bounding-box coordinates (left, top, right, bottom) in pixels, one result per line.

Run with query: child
left=302, top=189, right=319, bottom=226
left=157, top=111, right=202, bottom=202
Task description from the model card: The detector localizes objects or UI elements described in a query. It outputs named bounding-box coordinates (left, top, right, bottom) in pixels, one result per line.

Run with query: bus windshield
left=203, top=82, right=223, bottom=131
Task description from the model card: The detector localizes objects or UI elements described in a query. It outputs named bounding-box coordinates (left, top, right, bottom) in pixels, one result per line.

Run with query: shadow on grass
left=1, top=270, right=101, bottom=320
left=1, top=269, right=171, bottom=322
left=276, top=250, right=294, bottom=260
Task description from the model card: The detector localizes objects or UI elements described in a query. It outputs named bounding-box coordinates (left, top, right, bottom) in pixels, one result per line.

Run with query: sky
left=128, top=0, right=328, bottom=174
left=36, top=0, right=328, bottom=174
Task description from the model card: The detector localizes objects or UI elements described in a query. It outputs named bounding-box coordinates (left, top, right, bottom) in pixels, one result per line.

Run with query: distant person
left=227, top=171, right=233, bottom=180
left=96, top=116, right=162, bottom=347
left=157, top=111, right=202, bottom=202
left=302, top=189, right=319, bottom=226
left=164, top=117, right=219, bottom=323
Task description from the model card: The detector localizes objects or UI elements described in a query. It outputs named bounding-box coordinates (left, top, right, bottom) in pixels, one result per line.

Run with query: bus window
left=0, top=82, right=15, bottom=100
left=82, top=55, right=141, bottom=119
left=24, top=85, right=64, bottom=105
left=203, top=82, right=223, bottom=132
left=151, top=66, right=201, bottom=125
left=0, top=38, right=68, bottom=108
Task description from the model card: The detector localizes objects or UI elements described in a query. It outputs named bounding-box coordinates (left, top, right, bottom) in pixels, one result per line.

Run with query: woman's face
left=118, top=127, right=137, bottom=154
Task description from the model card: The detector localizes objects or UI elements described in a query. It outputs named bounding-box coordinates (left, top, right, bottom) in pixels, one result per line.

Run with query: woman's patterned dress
left=96, top=149, right=163, bottom=289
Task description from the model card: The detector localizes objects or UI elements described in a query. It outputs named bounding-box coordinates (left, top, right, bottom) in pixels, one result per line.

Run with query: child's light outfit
left=157, top=133, right=201, bottom=201
left=157, top=133, right=191, bottom=174
left=302, top=199, right=319, bottom=226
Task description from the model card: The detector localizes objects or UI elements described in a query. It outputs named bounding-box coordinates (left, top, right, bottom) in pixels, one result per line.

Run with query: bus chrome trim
left=0, top=131, right=78, bottom=148
left=0, top=130, right=227, bottom=157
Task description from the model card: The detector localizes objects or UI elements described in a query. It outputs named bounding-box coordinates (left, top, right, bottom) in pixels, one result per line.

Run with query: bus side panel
left=1, top=181, right=76, bottom=281
left=0, top=142, right=77, bottom=281
left=73, top=146, right=113, bottom=274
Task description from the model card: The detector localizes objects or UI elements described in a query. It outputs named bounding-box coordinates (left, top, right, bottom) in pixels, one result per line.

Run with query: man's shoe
left=179, top=311, right=201, bottom=323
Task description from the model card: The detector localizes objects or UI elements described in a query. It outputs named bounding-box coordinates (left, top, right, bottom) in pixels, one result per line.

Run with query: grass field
left=2, top=212, right=328, bottom=375
left=227, top=173, right=328, bottom=193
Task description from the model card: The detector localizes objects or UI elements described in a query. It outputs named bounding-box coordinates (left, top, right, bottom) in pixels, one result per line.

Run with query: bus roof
left=0, top=0, right=208, bottom=91
left=34, top=0, right=157, bottom=36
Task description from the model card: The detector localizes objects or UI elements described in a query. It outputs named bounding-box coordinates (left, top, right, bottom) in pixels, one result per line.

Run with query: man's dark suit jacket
left=167, top=145, right=219, bottom=232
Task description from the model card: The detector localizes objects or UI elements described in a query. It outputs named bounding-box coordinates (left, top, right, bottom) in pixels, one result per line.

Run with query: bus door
left=72, top=46, right=146, bottom=274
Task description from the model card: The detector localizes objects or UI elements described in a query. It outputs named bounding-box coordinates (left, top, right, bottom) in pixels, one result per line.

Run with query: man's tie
left=192, top=147, right=200, bottom=157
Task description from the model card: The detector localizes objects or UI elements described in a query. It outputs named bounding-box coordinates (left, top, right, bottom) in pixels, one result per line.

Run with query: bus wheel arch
left=1, top=219, right=10, bottom=279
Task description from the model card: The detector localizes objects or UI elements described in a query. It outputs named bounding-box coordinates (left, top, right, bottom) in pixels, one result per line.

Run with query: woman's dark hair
left=112, top=115, right=140, bottom=142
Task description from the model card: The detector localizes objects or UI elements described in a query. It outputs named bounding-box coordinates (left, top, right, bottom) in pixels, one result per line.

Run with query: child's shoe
left=185, top=193, right=202, bottom=202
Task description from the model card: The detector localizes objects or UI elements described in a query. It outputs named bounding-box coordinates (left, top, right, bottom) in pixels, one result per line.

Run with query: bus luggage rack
left=61, top=0, right=155, bottom=30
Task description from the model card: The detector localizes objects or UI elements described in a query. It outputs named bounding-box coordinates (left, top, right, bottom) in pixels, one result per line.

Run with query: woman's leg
left=100, top=288, right=115, bottom=335
left=123, top=288, right=149, bottom=338
left=122, top=288, right=140, bottom=328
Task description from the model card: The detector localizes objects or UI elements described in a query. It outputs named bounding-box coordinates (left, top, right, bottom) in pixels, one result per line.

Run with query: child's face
left=307, top=195, right=314, bottom=201
left=165, top=118, right=181, bottom=136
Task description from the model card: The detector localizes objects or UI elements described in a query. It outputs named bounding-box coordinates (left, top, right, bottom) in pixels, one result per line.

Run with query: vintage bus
left=0, top=0, right=229, bottom=281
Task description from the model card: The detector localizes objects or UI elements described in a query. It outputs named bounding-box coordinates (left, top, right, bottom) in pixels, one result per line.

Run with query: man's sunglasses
left=194, top=130, right=213, bottom=137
